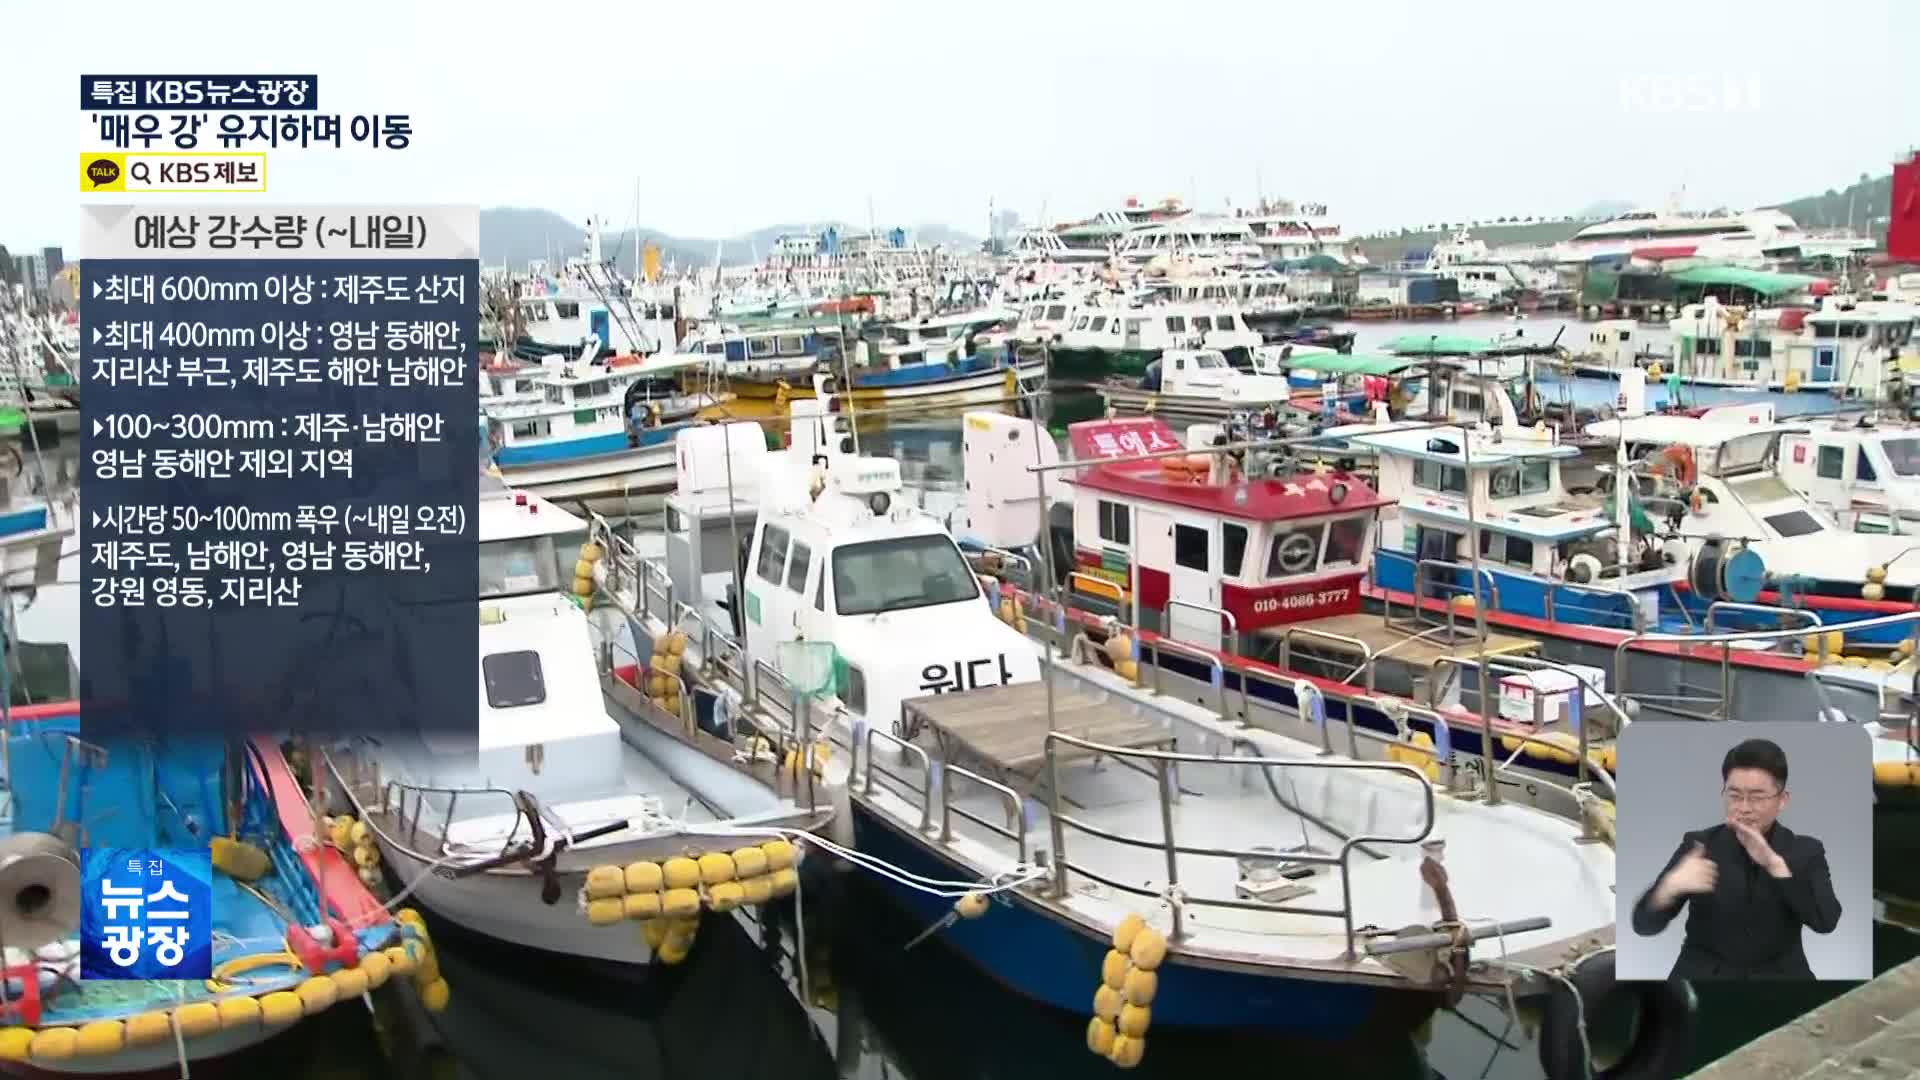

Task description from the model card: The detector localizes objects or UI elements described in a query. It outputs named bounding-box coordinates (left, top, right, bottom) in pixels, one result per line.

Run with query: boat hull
left=847, top=799, right=1433, bottom=1038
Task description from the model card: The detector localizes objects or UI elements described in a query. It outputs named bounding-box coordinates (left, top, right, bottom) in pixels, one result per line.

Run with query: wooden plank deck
left=1687, top=955, right=1920, bottom=1079
left=1262, top=611, right=1541, bottom=671
left=903, top=682, right=1175, bottom=774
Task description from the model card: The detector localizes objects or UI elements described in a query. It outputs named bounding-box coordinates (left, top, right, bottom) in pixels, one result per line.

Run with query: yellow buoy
left=955, top=891, right=990, bottom=919
left=731, top=847, right=769, bottom=879
left=1112, top=913, right=1146, bottom=953
left=663, top=856, right=702, bottom=890
left=1870, top=565, right=1889, bottom=584
left=1874, top=760, right=1920, bottom=787
left=1118, top=1003, right=1152, bottom=1038
left=176, top=1001, right=220, bottom=1037
left=384, top=944, right=418, bottom=976
left=654, top=652, right=683, bottom=677
left=587, top=897, right=625, bottom=925
left=260, top=991, right=304, bottom=1026
left=656, top=938, right=691, bottom=965
left=333, top=966, right=371, bottom=1000
left=29, top=1028, right=78, bottom=1061
left=698, top=852, right=737, bottom=885
left=353, top=843, right=381, bottom=869
left=625, top=892, right=663, bottom=920
left=328, top=816, right=355, bottom=851
left=1108, top=1033, right=1145, bottom=1068
left=1129, top=927, right=1167, bottom=971
left=1093, top=984, right=1123, bottom=1022
left=421, top=977, right=451, bottom=1012
left=361, top=949, right=392, bottom=990
left=585, top=865, right=626, bottom=900
left=297, top=975, right=339, bottom=1014
left=396, top=909, right=429, bottom=937
left=662, top=887, right=702, bottom=919
left=219, top=993, right=264, bottom=1029
left=1864, top=583, right=1887, bottom=601
left=1102, top=949, right=1130, bottom=990
left=1086, top=1017, right=1117, bottom=1056
left=707, top=881, right=747, bottom=913
left=1646, top=363, right=1663, bottom=381
left=667, top=631, right=689, bottom=655
left=1825, top=630, right=1846, bottom=656
left=1116, top=659, right=1139, bottom=682
left=761, top=839, right=797, bottom=870
left=1122, top=967, right=1157, bottom=1007
left=125, top=1010, right=173, bottom=1046
left=641, top=919, right=670, bottom=949
left=741, top=875, right=774, bottom=905
left=768, top=867, right=800, bottom=898
left=0, top=1028, right=30, bottom=1061
left=625, top=860, right=665, bottom=893
left=74, top=1020, right=125, bottom=1057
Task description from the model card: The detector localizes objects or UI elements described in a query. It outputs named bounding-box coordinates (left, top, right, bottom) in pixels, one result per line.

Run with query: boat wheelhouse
left=1114, top=215, right=1263, bottom=267
left=1659, top=296, right=1915, bottom=394
left=1060, top=415, right=1389, bottom=650
left=1779, top=417, right=1920, bottom=533
left=1049, top=299, right=1263, bottom=379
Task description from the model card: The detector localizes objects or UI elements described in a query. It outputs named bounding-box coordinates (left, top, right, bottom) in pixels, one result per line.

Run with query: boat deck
left=903, top=682, right=1177, bottom=780
left=1265, top=611, right=1541, bottom=670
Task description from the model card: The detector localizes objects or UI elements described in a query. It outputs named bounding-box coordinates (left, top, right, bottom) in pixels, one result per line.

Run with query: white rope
left=676, top=821, right=1046, bottom=899
left=1463, top=912, right=1605, bottom=1080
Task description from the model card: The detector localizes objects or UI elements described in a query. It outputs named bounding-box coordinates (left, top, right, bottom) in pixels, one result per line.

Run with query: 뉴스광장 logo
left=79, top=847, right=213, bottom=980
left=85, top=157, right=121, bottom=188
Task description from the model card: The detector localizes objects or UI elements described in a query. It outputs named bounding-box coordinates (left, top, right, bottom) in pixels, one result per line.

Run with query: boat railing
left=861, top=724, right=933, bottom=833
left=1273, top=625, right=1379, bottom=692
left=1040, top=731, right=1436, bottom=958
left=1165, top=598, right=1239, bottom=654
left=1541, top=579, right=1646, bottom=632
left=1614, top=609, right=1920, bottom=723
left=940, top=763, right=1029, bottom=866
left=1385, top=557, right=1501, bottom=643
left=371, top=772, right=528, bottom=857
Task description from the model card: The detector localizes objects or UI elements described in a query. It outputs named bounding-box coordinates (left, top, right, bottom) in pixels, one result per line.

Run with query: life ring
left=1274, top=531, right=1315, bottom=574
left=1538, top=950, right=1695, bottom=1080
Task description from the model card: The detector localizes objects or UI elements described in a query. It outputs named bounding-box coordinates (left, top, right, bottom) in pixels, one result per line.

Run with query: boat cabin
left=1063, top=415, right=1388, bottom=650
left=1778, top=420, right=1920, bottom=533
left=684, top=323, right=846, bottom=379
left=1058, top=300, right=1263, bottom=361
left=1668, top=299, right=1918, bottom=393
left=486, top=354, right=706, bottom=463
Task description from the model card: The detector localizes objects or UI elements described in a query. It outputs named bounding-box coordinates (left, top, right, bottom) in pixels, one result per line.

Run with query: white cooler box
left=1496, top=663, right=1606, bottom=726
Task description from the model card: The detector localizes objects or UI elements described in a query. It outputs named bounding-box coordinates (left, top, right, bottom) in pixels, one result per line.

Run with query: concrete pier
left=1688, top=955, right=1920, bottom=1078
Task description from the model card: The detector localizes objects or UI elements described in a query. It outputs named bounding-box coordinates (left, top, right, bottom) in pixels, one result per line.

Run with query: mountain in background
left=1764, top=171, right=1890, bottom=235
left=479, top=207, right=981, bottom=272
left=1574, top=199, right=1636, bottom=220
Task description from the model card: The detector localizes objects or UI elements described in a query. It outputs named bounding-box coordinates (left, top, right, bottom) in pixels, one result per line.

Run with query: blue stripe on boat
left=0, top=506, right=49, bottom=538
left=493, top=425, right=682, bottom=466
left=851, top=356, right=1000, bottom=388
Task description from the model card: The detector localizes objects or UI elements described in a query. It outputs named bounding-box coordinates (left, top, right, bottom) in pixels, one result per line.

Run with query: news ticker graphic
left=79, top=205, right=480, bottom=739
left=79, top=848, right=212, bottom=981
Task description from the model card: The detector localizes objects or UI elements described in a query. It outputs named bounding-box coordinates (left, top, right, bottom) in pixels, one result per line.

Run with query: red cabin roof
left=1066, top=417, right=1390, bottom=522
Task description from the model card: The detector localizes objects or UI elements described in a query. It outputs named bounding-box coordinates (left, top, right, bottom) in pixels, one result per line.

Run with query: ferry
left=321, top=470, right=829, bottom=975
left=485, top=352, right=720, bottom=513
left=582, top=403, right=1649, bottom=1077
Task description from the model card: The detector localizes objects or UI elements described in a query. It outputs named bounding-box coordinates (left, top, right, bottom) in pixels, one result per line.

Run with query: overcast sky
left=7, top=0, right=1917, bottom=251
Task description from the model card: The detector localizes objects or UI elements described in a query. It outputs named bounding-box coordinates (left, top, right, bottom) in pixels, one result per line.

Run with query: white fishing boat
left=1777, top=414, right=1920, bottom=533
left=1050, top=298, right=1264, bottom=380
left=321, top=472, right=830, bottom=973
left=485, top=352, right=722, bottom=513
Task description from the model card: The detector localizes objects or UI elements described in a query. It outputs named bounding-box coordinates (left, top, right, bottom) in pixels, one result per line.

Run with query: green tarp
left=1383, top=335, right=1500, bottom=356
left=1667, top=265, right=1823, bottom=298
left=1278, top=352, right=1419, bottom=376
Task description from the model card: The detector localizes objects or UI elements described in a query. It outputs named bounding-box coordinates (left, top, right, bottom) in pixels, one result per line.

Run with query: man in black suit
left=1631, top=738, right=1842, bottom=979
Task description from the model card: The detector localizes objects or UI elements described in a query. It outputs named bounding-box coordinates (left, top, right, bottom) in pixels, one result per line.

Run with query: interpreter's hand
left=1730, top=820, right=1789, bottom=877
left=1657, top=842, right=1718, bottom=904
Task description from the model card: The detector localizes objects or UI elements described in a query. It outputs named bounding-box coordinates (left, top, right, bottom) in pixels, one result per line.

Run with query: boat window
left=510, top=420, right=543, bottom=439
left=1696, top=338, right=1721, bottom=355
left=1858, top=453, right=1877, bottom=483
left=1191, top=316, right=1213, bottom=333
left=482, top=650, right=547, bottom=709
left=1222, top=523, right=1248, bottom=577
left=1165, top=316, right=1187, bottom=333
left=1817, top=446, right=1844, bottom=480
left=1412, top=459, right=1468, bottom=495
left=756, top=525, right=790, bottom=584
left=1090, top=316, right=1107, bottom=331
left=1882, top=437, right=1920, bottom=476
left=479, top=536, right=563, bottom=598
left=838, top=663, right=867, bottom=714
left=1074, top=316, right=1091, bottom=331
left=832, top=534, right=980, bottom=616
left=1097, top=500, right=1131, bottom=545
left=1217, top=314, right=1239, bottom=331
left=786, top=541, right=813, bottom=593
left=1764, top=510, right=1828, bottom=538
left=1266, top=524, right=1323, bottom=577
left=704, top=342, right=726, bottom=354
left=1174, top=524, right=1210, bottom=571
left=1478, top=529, right=1535, bottom=569
left=553, top=301, right=580, bottom=319
left=1046, top=305, right=1067, bottom=320
left=1324, top=517, right=1368, bottom=566
left=1488, top=460, right=1552, bottom=498
left=814, top=569, right=826, bottom=611
left=749, top=337, right=776, bottom=358
left=776, top=335, right=805, bottom=356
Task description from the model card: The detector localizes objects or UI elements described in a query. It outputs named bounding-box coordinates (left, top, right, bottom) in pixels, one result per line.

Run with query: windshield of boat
left=832, top=534, right=981, bottom=616
left=480, top=535, right=564, bottom=598
left=1882, top=437, right=1920, bottom=477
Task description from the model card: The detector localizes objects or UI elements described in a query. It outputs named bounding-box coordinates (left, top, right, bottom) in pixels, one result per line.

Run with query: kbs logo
left=1617, top=73, right=1764, bottom=114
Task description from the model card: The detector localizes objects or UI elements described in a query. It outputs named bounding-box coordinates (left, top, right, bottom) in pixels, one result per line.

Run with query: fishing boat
left=1095, top=347, right=1401, bottom=425
left=1048, top=298, right=1263, bottom=380
left=1777, top=412, right=1920, bottom=532
left=485, top=352, right=721, bottom=514
left=320, top=470, right=830, bottom=974
left=0, top=713, right=430, bottom=1076
left=583, top=404, right=1661, bottom=1076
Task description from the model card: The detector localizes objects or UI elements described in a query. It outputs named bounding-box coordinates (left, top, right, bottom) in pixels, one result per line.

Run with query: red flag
left=1891, top=154, right=1920, bottom=262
